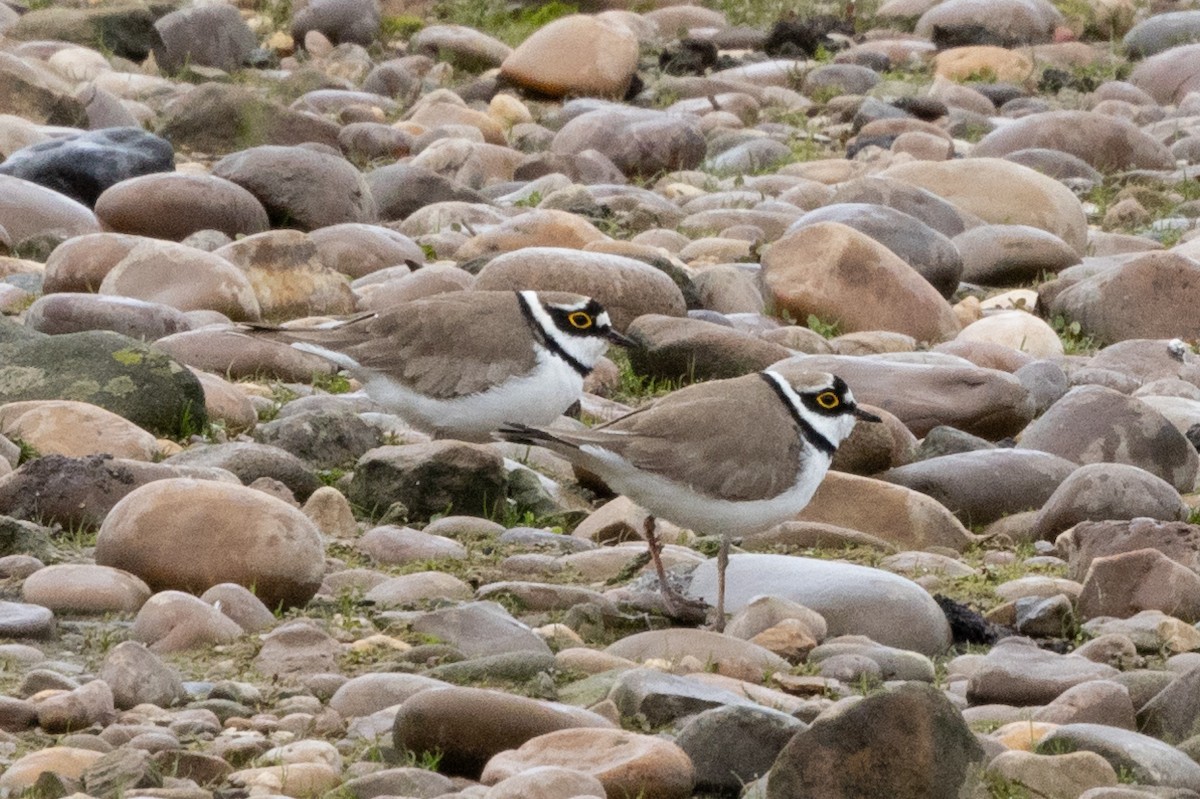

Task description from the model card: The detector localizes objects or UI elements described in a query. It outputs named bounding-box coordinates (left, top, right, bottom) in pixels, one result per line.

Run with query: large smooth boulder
left=687, top=554, right=952, bottom=656
left=882, top=158, right=1087, bottom=255
left=95, top=479, right=326, bottom=609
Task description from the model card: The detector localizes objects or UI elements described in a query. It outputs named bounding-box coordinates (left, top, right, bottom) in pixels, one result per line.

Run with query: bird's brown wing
left=568, top=375, right=809, bottom=501
left=248, top=291, right=540, bottom=400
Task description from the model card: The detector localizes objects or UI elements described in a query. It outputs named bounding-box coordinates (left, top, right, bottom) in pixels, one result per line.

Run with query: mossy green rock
left=0, top=330, right=205, bottom=437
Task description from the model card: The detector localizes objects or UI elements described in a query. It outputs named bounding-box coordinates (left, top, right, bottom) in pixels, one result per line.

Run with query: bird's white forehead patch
left=781, top=370, right=837, bottom=395
left=545, top=295, right=593, bottom=312
left=596, top=311, right=612, bottom=327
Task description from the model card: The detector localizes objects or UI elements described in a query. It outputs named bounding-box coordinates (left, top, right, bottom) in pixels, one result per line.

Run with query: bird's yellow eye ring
left=568, top=312, right=593, bottom=329
left=815, top=391, right=840, bottom=409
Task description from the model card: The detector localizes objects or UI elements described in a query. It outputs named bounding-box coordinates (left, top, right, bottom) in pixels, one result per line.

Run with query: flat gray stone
left=609, top=668, right=759, bottom=726
left=409, top=601, right=551, bottom=658
left=1039, top=723, right=1200, bottom=790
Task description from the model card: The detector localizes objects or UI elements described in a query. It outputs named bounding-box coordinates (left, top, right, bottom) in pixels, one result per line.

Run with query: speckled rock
left=766, top=682, right=984, bottom=799
left=1019, top=385, right=1199, bottom=493
left=0, top=330, right=207, bottom=438
left=1034, top=465, right=1189, bottom=541
left=1040, top=253, right=1200, bottom=343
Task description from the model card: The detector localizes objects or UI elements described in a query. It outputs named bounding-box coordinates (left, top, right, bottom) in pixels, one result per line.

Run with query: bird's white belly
left=364, top=351, right=583, bottom=439
left=582, top=447, right=831, bottom=536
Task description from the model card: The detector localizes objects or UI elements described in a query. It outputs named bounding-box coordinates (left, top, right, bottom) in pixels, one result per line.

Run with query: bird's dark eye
left=567, top=312, right=593, bottom=329
left=815, top=391, right=840, bottom=409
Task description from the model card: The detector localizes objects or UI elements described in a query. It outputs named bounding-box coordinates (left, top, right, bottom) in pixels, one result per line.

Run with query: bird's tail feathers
left=495, top=422, right=579, bottom=451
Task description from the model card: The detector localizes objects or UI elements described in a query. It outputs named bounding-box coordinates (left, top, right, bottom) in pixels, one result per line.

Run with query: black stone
left=764, top=14, right=853, bottom=58
left=658, top=38, right=718, bottom=76
left=0, top=127, right=174, bottom=207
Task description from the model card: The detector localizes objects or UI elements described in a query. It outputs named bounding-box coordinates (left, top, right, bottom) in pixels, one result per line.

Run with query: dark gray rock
left=292, top=0, right=380, bottom=46
left=153, top=4, right=256, bottom=72
left=1014, top=359, right=1070, bottom=414
left=254, top=410, right=382, bottom=470
left=677, top=705, right=806, bottom=794
left=0, top=127, right=173, bottom=208
left=366, top=163, right=490, bottom=222
left=766, top=682, right=985, bottom=799
left=0, top=330, right=205, bottom=437
left=347, top=441, right=507, bottom=520
left=212, top=145, right=377, bottom=230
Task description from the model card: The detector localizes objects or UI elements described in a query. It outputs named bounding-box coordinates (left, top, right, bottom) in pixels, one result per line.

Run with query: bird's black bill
left=854, top=406, right=883, bottom=422
left=605, top=328, right=636, bottom=348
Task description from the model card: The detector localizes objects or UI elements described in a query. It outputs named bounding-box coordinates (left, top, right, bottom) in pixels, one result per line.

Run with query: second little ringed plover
left=499, top=368, right=880, bottom=630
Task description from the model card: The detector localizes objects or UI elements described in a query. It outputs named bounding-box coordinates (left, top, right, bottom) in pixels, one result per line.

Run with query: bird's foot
left=658, top=586, right=710, bottom=626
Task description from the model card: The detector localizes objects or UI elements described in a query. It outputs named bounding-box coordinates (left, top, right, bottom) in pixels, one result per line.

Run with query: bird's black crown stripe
left=516, top=292, right=592, bottom=378
left=760, top=373, right=836, bottom=456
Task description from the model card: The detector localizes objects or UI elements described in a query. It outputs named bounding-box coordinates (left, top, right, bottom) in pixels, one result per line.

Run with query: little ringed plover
left=246, top=289, right=632, bottom=441
left=499, top=368, right=880, bottom=630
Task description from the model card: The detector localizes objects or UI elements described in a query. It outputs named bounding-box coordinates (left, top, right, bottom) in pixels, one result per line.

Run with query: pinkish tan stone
left=762, top=222, right=961, bottom=343
left=0, top=400, right=159, bottom=460
left=481, top=728, right=694, bottom=799
left=500, top=15, right=639, bottom=99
